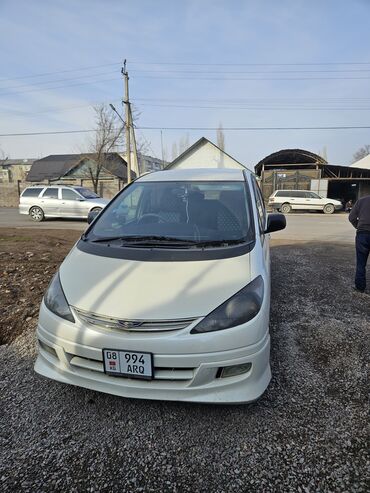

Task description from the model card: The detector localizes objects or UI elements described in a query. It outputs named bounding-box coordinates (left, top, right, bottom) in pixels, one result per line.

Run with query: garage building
left=255, top=149, right=370, bottom=203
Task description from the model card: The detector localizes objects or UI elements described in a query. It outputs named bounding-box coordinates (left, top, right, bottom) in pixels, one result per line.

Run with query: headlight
left=44, top=272, right=75, bottom=323
left=191, top=276, right=264, bottom=334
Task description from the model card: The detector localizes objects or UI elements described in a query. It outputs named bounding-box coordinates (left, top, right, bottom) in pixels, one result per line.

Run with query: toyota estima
left=35, top=168, right=286, bottom=404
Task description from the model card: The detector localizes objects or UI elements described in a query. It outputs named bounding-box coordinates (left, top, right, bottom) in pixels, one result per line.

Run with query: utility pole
left=160, top=130, right=165, bottom=165
left=122, top=60, right=132, bottom=184
left=129, top=107, right=140, bottom=176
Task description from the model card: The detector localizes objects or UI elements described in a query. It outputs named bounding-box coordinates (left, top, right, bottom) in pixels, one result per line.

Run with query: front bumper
left=34, top=303, right=271, bottom=404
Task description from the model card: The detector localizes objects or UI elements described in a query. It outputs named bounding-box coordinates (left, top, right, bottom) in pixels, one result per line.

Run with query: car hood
left=59, top=247, right=252, bottom=319
left=87, top=198, right=110, bottom=206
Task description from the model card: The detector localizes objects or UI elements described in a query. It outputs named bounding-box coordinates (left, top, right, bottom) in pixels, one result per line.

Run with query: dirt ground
left=0, top=228, right=81, bottom=345
left=0, top=228, right=368, bottom=492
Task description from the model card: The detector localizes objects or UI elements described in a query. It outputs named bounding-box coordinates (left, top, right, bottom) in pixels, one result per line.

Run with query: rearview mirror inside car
left=264, top=213, right=286, bottom=234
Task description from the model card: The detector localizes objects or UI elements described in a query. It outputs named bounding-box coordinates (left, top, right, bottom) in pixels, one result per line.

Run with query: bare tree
left=86, top=104, right=124, bottom=193
left=352, top=145, right=370, bottom=163
left=217, top=123, right=225, bottom=151
left=0, top=146, right=6, bottom=162
left=178, top=134, right=190, bottom=155
left=172, top=142, right=178, bottom=160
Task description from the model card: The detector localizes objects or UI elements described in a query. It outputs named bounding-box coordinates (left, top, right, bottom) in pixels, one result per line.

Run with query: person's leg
left=355, top=233, right=370, bottom=291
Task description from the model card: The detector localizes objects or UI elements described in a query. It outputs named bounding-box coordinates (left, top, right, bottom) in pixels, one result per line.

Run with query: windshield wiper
left=88, top=235, right=199, bottom=246
left=191, top=239, right=247, bottom=247
left=87, top=235, right=248, bottom=248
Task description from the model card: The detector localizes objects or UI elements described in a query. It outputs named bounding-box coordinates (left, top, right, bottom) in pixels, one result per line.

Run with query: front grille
left=67, top=353, right=195, bottom=382
left=73, top=307, right=198, bottom=332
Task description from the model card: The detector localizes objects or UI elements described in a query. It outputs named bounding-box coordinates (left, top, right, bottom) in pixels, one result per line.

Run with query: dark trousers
left=355, top=231, right=370, bottom=291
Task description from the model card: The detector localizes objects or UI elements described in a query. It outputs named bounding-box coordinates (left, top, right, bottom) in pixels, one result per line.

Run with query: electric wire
left=1, top=125, right=370, bottom=138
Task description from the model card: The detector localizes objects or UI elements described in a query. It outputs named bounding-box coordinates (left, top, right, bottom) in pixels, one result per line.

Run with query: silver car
left=19, top=185, right=109, bottom=221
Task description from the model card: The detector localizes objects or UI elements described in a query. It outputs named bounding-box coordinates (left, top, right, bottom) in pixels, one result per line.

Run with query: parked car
left=19, top=185, right=109, bottom=221
left=34, top=168, right=286, bottom=404
left=268, top=190, right=343, bottom=214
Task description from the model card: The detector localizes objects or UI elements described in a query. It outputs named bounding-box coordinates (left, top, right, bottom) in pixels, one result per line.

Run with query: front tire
left=29, top=206, right=44, bottom=222
left=88, top=207, right=102, bottom=220
left=281, top=203, right=292, bottom=214
left=323, top=203, right=335, bottom=214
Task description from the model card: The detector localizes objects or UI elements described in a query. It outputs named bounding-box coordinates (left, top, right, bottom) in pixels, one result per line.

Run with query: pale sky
left=1, top=0, right=370, bottom=167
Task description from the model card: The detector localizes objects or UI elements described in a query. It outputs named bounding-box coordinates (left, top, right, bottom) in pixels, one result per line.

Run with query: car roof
left=25, top=184, right=83, bottom=189
left=137, top=168, right=247, bottom=182
left=274, top=189, right=310, bottom=193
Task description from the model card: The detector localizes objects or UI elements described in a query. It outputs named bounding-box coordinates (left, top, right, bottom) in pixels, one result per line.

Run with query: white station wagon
left=268, top=190, right=343, bottom=214
left=19, top=185, right=109, bottom=221
left=35, top=168, right=286, bottom=404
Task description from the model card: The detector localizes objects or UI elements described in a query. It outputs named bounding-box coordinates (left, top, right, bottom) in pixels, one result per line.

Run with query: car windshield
left=87, top=180, right=254, bottom=246
left=75, top=187, right=99, bottom=199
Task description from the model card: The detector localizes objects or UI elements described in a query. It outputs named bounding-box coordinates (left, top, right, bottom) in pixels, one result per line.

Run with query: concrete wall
left=0, top=183, right=28, bottom=207
left=169, top=141, right=248, bottom=170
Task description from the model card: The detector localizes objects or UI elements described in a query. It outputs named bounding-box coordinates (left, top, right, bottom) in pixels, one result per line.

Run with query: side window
left=62, top=189, right=80, bottom=200
left=42, top=188, right=59, bottom=199
left=278, top=190, right=291, bottom=197
left=21, top=188, right=43, bottom=197
left=251, top=177, right=266, bottom=232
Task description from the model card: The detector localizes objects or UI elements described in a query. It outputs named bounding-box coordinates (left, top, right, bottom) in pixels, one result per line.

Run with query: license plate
left=102, top=349, right=153, bottom=380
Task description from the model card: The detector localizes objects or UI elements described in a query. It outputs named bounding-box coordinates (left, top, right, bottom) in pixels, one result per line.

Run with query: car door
left=305, top=191, right=323, bottom=210
left=40, top=187, right=60, bottom=216
left=60, top=188, right=85, bottom=217
left=289, top=191, right=307, bottom=210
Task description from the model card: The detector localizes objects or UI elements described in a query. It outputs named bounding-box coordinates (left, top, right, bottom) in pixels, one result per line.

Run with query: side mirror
left=87, top=209, right=100, bottom=224
left=264, top=213, right=286, bottom=234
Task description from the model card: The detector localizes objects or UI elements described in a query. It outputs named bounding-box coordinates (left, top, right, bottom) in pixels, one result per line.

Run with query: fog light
left=38, top=340, right=58, bottom=359
left=219, top=363, right=252, bottom=378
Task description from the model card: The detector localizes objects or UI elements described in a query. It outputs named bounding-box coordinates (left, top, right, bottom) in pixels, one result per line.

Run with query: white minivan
left=35, top=168, right=286, bottom=404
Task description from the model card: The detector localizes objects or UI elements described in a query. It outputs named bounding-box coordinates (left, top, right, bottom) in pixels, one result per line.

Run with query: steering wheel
left=137, top=213, right=169, bottom=224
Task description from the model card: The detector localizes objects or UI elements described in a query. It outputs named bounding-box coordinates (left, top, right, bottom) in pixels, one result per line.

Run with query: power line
left=133, top=75, right=370, bottom=81
left=0, top=76, right=119, bottom=97
left=0, top=70, right=117, bottom=92
left=131, top=68, right=370, bottom=74
left=137, top=103, right=370, bottom=111
left=133, top=97, right=370, bottom=102
left=0, top=99, right=122, bottom=118
left=0, top=62, right=121, bottom=82
left=139, top=125, right=370, bottom=130
left=1, top=125, right=370, bottom=138
left=0, top=129, right=96, bottom=136
left=3, top=97, right=370, bottom=120
left=2, top=60, right=370, bottom=84
left=130, top=61, right=370, bottom=66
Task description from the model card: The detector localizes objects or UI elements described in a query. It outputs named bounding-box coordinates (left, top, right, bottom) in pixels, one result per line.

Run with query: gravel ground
left=0, top=230, right=368, bottom=492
